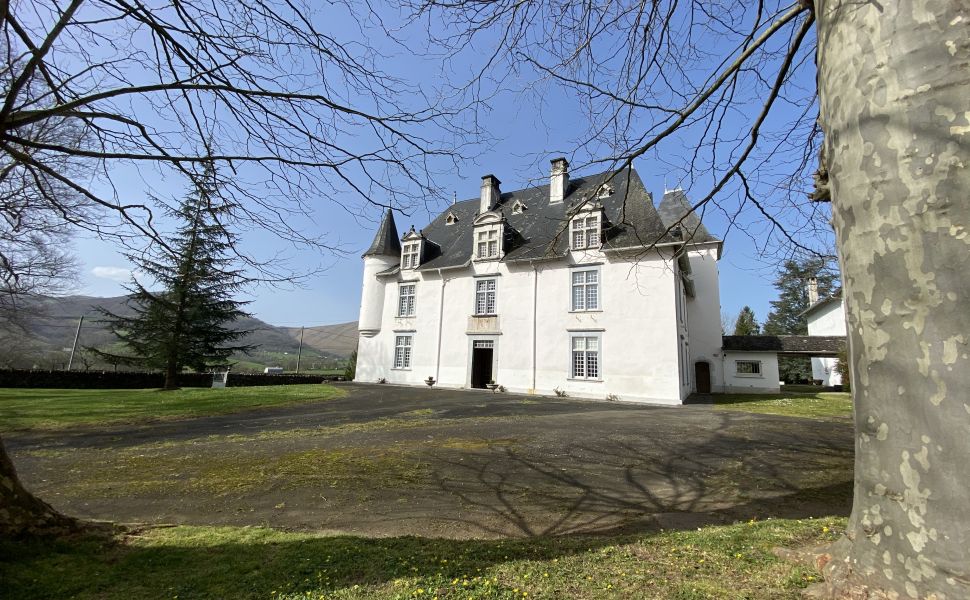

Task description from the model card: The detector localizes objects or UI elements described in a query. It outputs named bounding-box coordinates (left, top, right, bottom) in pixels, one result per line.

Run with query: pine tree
left=96, top=162, right=253, bottom=389
left=763, top=259, right=838, bottom=383
left=732, top=306, right=760, bottom=335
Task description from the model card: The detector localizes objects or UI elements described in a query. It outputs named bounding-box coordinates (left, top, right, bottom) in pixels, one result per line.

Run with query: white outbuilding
left=355, top=160, right=725, bottom=404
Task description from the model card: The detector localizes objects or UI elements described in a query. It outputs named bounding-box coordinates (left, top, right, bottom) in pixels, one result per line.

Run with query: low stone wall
left=0, top=369, right=344, bottom=389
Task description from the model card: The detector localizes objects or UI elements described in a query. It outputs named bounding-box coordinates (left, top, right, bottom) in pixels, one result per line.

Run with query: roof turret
left=363, top=209, right=402, bottom=258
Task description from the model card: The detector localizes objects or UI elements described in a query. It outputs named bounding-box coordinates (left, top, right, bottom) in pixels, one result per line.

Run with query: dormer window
left=402, top=242, right=420, bottom=269
left=472, top=212, right=504, bottom=261
left=401, top=226, right=424, bottom=269
left=571, top=213, right=601, bottom=250
left=511, top=200, right=527, bottom=215
left=445, top=211, right=459, bottom=225
left=597, top=184, right=614, bottom=199
left=476, top=229, right=499, bottom=259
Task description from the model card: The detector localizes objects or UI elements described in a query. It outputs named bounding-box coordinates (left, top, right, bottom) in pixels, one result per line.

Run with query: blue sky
left=70, top=3, right=833, bottom=330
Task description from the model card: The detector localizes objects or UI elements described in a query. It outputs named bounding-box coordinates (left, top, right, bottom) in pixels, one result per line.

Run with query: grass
left=1, top=517, right=844, bottom=599
left=42, top=442, right=432, bottom=498
left=713, top=391, right=851, bottom=420
left=0, top=384, right=345, bottom=431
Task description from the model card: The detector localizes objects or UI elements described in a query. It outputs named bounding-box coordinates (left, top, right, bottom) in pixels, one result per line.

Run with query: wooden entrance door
left=471, top=347, right=493, bottom=388
left=694, top=361, right=711, bottom=393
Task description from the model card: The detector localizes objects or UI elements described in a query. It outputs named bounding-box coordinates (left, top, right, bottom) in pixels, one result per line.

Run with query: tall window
left=476, top=229, right=499, bottom=259
left=398, top=284, right=415, bottom=317
left=571, top=214, right=601, bottom=249
left=475, top=279, right=497, bottom=315
left=571, top=335, right=601, bottom=379
left=402, top=242, right=420, bottom=269
left=571, top=269, right=599, bottom=311
left=393, top=335, right=412, bottom=369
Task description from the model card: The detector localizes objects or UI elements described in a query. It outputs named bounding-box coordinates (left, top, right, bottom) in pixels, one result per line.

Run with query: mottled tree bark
left=0, top=434, right=79, bottom=537
left=816, top=0, right=970, bottom=597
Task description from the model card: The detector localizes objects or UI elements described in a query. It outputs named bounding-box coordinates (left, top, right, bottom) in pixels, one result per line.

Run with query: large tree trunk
left=0, top=434, right=79, bottom=537
left=816, top=0, right=970, bottom=597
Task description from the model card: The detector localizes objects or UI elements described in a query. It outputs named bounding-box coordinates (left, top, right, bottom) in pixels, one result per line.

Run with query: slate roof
left=722, top=335, right=846, bottom=355
left=363, top=209, right=402, bottom=258
left=657, top=189, right=718, bottom=244
left=800, top=289, right=843, bottom=318
left=414, top=167, right=679, bottom=271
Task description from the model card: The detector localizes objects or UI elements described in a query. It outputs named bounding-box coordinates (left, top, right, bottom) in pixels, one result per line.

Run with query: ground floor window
left=735, top=360, right=762, bottom=376
left=571, top=335, right=601, bottom=379
left=394, top=335, right=413, bottom=369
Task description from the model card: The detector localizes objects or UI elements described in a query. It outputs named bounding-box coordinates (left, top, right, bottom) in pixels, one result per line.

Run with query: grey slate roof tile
left=722, top=335, right=846, bottom=354
left=363, top=209, right=402, bottom=258
left=415, top=167, right=678, bottom=271
left=657, top=189, right=718, bottom=244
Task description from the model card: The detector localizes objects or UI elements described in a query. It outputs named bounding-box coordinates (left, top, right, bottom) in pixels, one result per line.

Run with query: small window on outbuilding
left=735, top=360, right=762, bottom=376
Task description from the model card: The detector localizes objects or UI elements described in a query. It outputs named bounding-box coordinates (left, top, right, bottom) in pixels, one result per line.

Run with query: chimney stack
left=480, top=174, right=501, bottom=213
left=550, top=157, right=568, bottom=204
left=807, top=277, right=819, bottom=304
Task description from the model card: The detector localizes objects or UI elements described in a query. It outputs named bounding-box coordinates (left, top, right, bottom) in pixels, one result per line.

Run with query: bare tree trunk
left=0, top=434, right=78, bottom=537
left=816, top=0, right=970, bottom=597
left=164, top=359, right=179, bottom=390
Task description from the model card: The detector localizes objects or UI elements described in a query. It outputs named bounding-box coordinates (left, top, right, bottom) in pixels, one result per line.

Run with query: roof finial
left=453, top=190, right=457, bottom=205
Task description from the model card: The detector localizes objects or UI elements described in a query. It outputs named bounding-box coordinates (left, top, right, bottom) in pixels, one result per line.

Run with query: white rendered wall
left=807, top=299, right=847, bottom=385
left=684, top=245, right=723, bottom=393
left=357, top=255, right=397, bottom=334
left=720, top=351, right=781, bottom=393
left=356, top=248, right=685, bottom=404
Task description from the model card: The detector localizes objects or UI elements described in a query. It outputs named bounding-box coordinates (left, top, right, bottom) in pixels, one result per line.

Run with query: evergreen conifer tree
left=732, top=306, right=760, bottom=335
left=95, top=162, right=253, bottom=389
left=763, top=259, right=838, bottom=382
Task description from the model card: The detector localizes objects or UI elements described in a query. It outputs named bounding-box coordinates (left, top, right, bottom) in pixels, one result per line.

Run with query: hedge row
left=0, top=369, right=344, bottom=389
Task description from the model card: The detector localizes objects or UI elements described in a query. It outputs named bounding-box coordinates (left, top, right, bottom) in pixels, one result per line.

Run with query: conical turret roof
left=363, top=209, right=402, bottom=258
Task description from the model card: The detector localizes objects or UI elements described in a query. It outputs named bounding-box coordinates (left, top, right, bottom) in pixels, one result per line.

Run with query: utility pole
left=67, top=315, right=84, bottom=371
left=296, top=326, right=305, bottom=374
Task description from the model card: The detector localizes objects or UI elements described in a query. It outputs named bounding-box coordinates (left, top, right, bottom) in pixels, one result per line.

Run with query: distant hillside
left=0, top=294, right=358, bottom=371
left=281, top=322, right=359, bottom=359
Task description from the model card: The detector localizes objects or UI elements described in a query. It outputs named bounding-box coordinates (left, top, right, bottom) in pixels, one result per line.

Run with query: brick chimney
left=550, top=157, right=568, bottom=204
left=480, top=174, right=501, bottom=213
left=807, top=277, right=819, bottom=304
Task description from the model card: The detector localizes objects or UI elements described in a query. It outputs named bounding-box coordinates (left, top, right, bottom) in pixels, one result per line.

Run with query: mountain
left=0, top=294, right=358, bottom=370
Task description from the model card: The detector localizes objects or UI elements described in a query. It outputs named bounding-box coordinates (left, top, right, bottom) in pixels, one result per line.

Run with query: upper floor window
left=398, top=283, right=416, bottom=317
left=402, top=242, right=420, bottom=269
left=571, top=214, right=601, bottom=250
left=571, top=334, right=601, bottom=380
left=571, top=268, right=599, bottom=311
left=393, top=335, right=413, bottom=369
left=476, top=229, right=499, bottom=259
left=475, top=278, right=497, bottom=315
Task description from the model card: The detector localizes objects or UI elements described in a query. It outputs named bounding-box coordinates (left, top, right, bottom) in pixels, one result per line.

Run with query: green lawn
left=2, top=517, right=844, bottom=600
left=714, top=391, right=852, bottom=420
left=0, top=385, right=344, bottom=432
